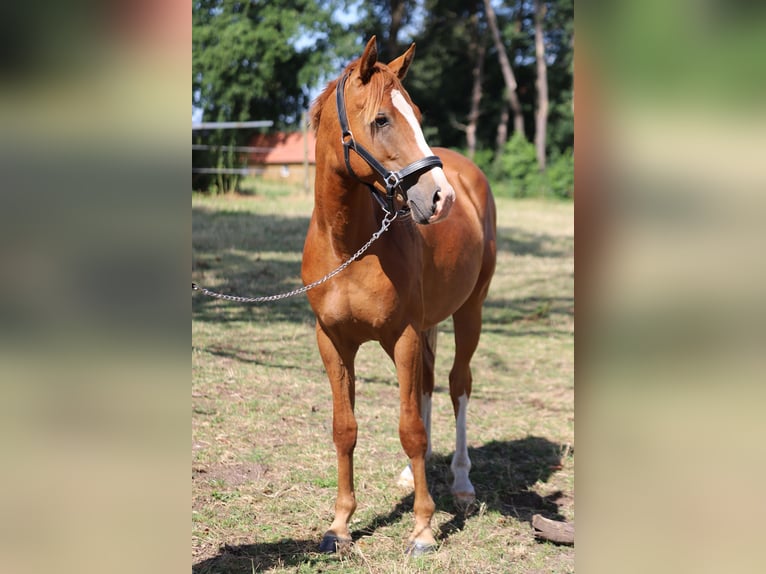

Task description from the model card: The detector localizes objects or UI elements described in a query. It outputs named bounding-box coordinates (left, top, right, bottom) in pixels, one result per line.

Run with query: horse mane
left=310, top=61, right=403, bottom=134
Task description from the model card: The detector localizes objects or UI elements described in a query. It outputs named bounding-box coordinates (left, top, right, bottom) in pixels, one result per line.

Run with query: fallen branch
left=532, top=514, right=574, bottom=545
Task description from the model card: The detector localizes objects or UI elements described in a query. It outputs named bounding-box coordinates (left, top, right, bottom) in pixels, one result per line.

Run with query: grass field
left=192, top=185, right=574, bottom=573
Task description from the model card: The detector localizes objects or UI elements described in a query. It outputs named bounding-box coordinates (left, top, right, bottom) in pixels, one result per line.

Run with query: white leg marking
left=398, top=463, right=414, bottom=490
left=391, top=90, right=455, bottom=213
left=451, top=393, right=475, bottom=502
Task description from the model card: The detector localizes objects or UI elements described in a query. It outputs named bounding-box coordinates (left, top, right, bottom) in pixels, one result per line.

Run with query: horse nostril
left=432, top=187, right=441, bottom=205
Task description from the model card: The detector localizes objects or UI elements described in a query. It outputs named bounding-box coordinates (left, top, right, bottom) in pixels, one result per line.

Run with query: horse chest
left=312, top=257, right=421, bottom=336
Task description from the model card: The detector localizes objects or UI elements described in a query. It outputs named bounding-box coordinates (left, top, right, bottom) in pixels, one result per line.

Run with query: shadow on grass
left=192, top=344, right=312, bottom=371
left=472, top=296, right=574, bottom=338
left=192, top=208, right=315, bottom=325
left=192, top=211, right=572, bottom=328
left=192, top=436, right=569, bottom=573
left=496, top=226, right=573, bottom=259
left=432, top=436, right=570, bottom=528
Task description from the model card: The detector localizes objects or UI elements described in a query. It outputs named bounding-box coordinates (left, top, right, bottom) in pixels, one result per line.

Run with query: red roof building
left=247, top=132, right=316, bottom=184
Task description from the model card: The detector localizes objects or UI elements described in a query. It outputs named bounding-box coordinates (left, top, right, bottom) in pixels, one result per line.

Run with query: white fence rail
left=193, top=117, right=310, bottom=192
left=192, top=120, right=273, bottom=178
left=192, top=120, right=273, bottom=130
left=192, top=167, right=264, bottom=175
left=192, top=144, right=273, bottom=153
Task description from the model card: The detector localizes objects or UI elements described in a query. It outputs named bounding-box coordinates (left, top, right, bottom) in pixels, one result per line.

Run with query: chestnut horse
left=301, top=37, right=496, bottom=556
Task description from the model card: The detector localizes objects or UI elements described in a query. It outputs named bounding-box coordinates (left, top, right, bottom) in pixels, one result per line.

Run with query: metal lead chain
left=192, top=211, right=397, bottom=304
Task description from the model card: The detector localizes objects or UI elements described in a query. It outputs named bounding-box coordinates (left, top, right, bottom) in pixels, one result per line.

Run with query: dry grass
left=192, top=187, right=573, bottom=573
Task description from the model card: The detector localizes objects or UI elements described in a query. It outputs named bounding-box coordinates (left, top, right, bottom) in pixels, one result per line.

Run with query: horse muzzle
left=407, top=170, right=456, bottom=224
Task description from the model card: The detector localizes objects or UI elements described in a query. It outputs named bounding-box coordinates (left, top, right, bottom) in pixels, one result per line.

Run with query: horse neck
left=313, top=152, right=381, bottom=254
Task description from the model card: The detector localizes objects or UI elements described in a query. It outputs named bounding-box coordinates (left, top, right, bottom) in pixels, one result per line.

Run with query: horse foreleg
left=393, top=326, right=437, bottom=555
left=315, top=323, right=359, bottom=553
left=398, top=327, right=436, bottom=489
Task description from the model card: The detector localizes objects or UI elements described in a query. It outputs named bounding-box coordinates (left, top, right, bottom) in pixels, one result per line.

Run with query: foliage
left=191, top=1, right=573, bottom=196
left=404, top=0, right=572, bottom=197
left=192, top=0, right=355, bottom=193
left=470, top=147, right=496, bottom=178
left=490, top=134, right=572, bottom=200
left=493, top=132, right=543, bottom=198
left=397, top=0, right=486, bottom=148
left=545, top=147, right=574, bottom=199
left=352, top=0, right=421, bottom=60
left=547, top=90, right=574, bottom=154
left=544, top=0, right=575, bottom=154
left=406, top=1, right=572, bottom=150
left=193, top=0, right=348, bottom=127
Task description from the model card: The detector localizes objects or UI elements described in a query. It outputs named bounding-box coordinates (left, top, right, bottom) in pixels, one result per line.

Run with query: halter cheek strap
left=335, top=73, right=443, bottom=215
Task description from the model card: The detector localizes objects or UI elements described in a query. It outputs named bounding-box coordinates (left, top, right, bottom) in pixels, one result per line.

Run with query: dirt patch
left=193, top=462, right=268, bottom=487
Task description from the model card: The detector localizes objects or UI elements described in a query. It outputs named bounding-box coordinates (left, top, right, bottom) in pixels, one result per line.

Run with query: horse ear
left=388, top=43, right=416, bottom=80
left=358, top=36, right=378, bottom=84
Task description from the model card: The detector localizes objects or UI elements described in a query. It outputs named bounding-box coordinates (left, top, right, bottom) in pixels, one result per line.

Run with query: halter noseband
left=335, top=73, right=444, bottom=216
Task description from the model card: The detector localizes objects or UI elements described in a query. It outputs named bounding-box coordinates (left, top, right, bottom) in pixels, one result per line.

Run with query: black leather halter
left=335, top=73, right=444, bottom=215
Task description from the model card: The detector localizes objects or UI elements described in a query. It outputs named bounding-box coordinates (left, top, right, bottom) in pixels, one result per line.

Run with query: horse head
left=334, top=36, right=456, bottom=224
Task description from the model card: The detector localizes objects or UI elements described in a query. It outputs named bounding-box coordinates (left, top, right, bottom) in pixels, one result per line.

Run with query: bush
left=545, top=148, right=574, bottom=199
left=470, top=148, right=495, bottom=179
left=487, top=133, right=573, bottom=200
left=494, top=133, right=543, bottom=198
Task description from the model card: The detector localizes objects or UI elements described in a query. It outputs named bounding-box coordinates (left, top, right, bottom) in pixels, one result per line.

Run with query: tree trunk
left=571, top=29, right=575, bottom=116
left=385, top=0, right=407, bottom=58
left=483, top=0, right=525, bottom=146
left=465, top=9, right=486, bottom=159
left=534, top=0, right=549, bottom=171
left=495, top=99, right=509, bottom=161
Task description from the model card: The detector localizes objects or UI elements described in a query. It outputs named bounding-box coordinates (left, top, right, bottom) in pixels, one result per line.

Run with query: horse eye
left=374, top=115, right=389, bottom=128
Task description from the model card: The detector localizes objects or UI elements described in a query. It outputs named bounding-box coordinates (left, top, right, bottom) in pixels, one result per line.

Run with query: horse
left=301, top=36, right=496, bottom=556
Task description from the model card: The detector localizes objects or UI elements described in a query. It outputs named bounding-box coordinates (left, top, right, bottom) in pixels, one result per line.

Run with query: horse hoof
left=319, top=532, right=352, bottom=554
left=453, top=490, right=476, bottom=507
left=405, top=540, right=437, bottom=557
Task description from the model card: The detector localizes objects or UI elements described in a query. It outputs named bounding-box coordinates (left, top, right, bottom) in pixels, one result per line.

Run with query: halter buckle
left=384, top=172, right=401, bottom=190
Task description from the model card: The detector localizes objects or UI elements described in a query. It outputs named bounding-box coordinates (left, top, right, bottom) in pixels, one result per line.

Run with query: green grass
left=192, top=187, right=574, bottom=573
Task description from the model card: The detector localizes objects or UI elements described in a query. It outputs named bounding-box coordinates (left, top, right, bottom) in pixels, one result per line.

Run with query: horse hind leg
left=449, top=298, right=485, bottom=506
left=397, top=326, right=437, bottom=490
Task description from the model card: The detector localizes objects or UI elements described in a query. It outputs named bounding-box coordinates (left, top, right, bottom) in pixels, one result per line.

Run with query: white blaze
left=391, top=90, right=453, bottom=196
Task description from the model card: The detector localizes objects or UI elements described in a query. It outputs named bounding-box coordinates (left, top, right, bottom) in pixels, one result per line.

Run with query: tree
left=403, top=0, right=493, bottom=152
left=353, top=0, right=419, bottom=60
left=543, top=0, right=574, bottom=155
left=483, top=0, right=525, bottom=149
left=534, top=0, right=549, bottom=170
left=464, top=13, right=487, bottom=159
left=424, top=0, right=487, bottom=159
left=191, top=0, right=573, bottom=196
left=192, top=0, right=351, bottom=191
left=400, top=0, right=571, bottom=174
